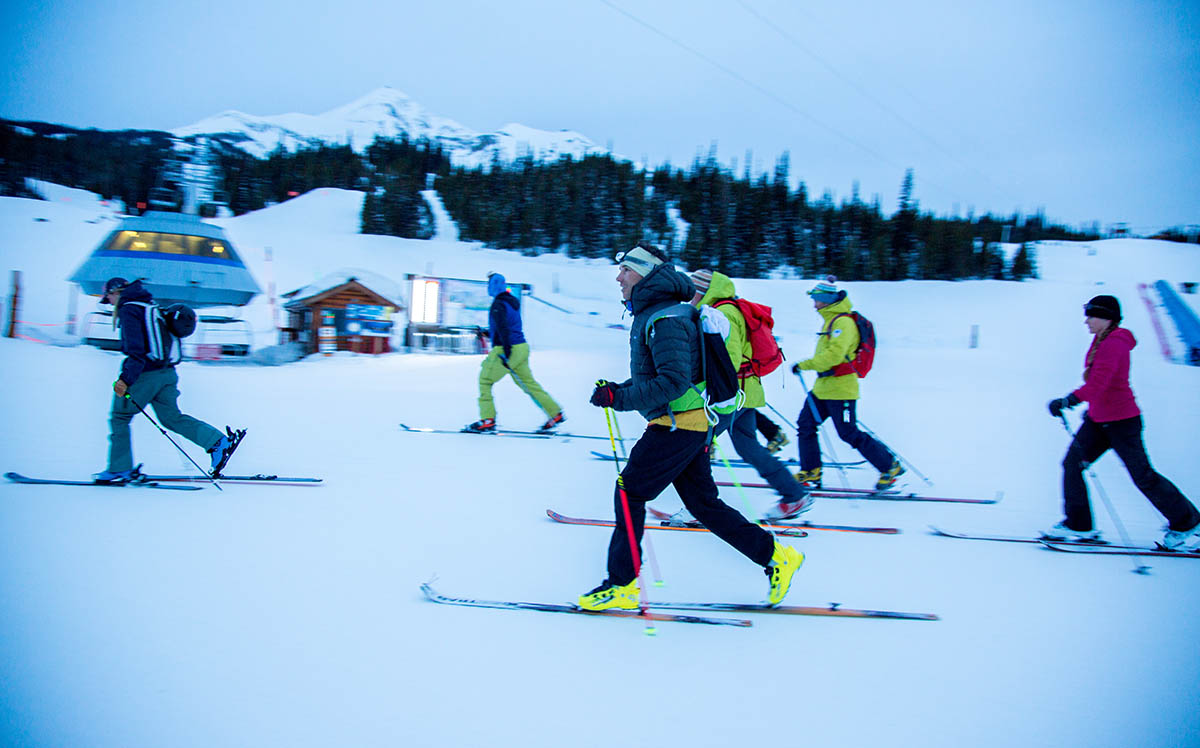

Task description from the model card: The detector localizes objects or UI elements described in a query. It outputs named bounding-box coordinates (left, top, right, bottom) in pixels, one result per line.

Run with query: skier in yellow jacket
left=792, top=278, right=902, bottom=491
left=691, top=269, right=813, bottom=520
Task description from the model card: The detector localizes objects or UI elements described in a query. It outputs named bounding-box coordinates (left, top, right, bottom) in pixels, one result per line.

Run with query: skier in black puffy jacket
left=577, top=245, right=804, bottom=611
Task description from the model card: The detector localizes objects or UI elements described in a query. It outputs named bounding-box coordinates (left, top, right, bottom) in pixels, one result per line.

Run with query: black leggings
left=1062, top=414, right=1199, bottom=532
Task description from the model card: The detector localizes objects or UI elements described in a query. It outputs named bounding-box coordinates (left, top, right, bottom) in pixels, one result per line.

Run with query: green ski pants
left=108, top=367, right=223, bottom=472
left=477, top=342, right=561, bottom=420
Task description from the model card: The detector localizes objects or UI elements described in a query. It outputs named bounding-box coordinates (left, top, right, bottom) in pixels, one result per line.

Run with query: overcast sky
left=3, top=0, right=1198, bottom=232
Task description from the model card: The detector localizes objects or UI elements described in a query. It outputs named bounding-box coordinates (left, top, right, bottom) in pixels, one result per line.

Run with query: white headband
left=616, top=247, right=663, bottom=275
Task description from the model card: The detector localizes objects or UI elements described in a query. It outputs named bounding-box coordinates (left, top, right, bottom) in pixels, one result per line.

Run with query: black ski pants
left=755, top=410, right=782, bottom=441
left=795, top=393, right=894, bottom=472
left=1062, top=414, right=1199, bottom=532
left=605, top=425, right=775, bottom=586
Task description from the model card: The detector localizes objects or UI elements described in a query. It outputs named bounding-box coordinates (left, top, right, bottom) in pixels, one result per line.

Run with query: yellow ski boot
left=794, top=466, right=822, bottom=489
left=765, top=542, right=804, bottom=606
left=578, top=579, right=640, bottom=611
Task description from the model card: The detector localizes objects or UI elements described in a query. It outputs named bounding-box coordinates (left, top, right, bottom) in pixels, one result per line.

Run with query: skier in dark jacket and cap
left=463, top=272, right=564, bottom=433
left=578, top=245, right=804, bottom=611
left=94, top=277, right=242, bottom=482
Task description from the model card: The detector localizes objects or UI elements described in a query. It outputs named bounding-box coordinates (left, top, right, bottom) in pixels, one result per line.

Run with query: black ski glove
left=1048, top=393, right=1081, bottom=417
left=590, top=380, right=618, bottom=408
left=503, top=344, right=512, bottom=360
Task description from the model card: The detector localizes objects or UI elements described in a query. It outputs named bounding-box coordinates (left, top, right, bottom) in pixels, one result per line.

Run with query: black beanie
left=1084, top=295, right=1121, bottom=322
left=99, top=277, right=129, bottom=304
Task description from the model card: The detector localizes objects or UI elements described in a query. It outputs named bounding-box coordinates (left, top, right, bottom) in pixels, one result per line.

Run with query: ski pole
left=766, top=399, right=834, bottom=466
left=123, top=392, right=222, bottom=491
left=795, top=371, right=850, bottom=490
left=612, top=409, right=629, bottom=461
left=711, top=438, right=778, bottom=535
left=603, top=406, right=661, bottom=634
left=857, top=419, right=934, bottom=487
left=1058, top=414, right=1149, bottom=575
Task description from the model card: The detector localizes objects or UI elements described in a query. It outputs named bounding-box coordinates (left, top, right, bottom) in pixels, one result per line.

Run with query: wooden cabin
left=282, top=277, right=404, bottom=355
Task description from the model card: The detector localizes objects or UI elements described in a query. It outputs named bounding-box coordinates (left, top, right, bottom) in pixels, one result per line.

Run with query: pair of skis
left=5, top=471, right=322, bottom=490
left=546, top=508, right=897, bottom=536
left=149, top=473, right=321, bottom=485
left=930, top=526, right=1200, bottom=558
left=5, top=471, right=201, bottom=491
left=400, top=423, right=623, bottom=441
left=549, top=509, right=794, bottom=537
left=589, top=450, right=866, bottom=469
left=645, top=506, right=899, bottom=535
left=718, top=481, right=1001, bottom=505
left=422, top=584, right=939, bottom=627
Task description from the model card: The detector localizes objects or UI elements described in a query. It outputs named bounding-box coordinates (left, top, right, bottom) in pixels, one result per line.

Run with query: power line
left=734, top=0, right=1011, bottom=203
left=596, top=0, right=910, bottom=178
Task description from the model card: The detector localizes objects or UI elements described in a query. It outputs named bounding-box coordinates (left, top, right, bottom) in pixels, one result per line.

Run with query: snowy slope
left=1, top=187, right=1199, bottom=748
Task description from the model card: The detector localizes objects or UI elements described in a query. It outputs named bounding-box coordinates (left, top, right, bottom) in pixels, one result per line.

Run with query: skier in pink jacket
left=1044, top=295, right=1199, bottom=550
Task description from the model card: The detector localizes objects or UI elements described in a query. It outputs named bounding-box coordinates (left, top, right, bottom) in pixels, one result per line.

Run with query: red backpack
left=712, top=298, right=784, bottom=378
left=827, top=311, right=876, bottom=378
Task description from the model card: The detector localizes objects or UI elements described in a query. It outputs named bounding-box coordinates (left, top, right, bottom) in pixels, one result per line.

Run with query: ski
left=717, top=480, right=896, bottom=493
left=1040, top=541, right=1200, bottom=558
left=590, top=450, right=865, bottom=468
left=715, top=481, right=1001, bottom=504
left=929, top=526, right=1138, bottom=548
left=144, top=474, right=322, bottom=484
left=547, top=509, right=809, bottom=537
left=646, top=507, right=899, bottom=535
left=420, top=583, right=751, bottom=627
left=5, top=471, right=203, bottom=491
left=808, top=489, right=999, bottom=505
left=648, top=599, right=940, bottom=621
left=400, top=423, right=624, bottom=441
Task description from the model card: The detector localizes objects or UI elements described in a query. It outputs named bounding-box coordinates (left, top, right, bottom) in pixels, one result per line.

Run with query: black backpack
left=645, top=304, right=740, bottom=409
left=162, top=304, right=197, bottom=338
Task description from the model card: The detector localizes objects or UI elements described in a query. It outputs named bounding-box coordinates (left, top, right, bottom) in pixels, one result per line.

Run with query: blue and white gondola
left=69, top=211, right=260, bottom=307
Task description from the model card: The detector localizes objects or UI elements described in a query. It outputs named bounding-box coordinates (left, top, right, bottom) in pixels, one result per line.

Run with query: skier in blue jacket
left=463, top=272, right=564, bottom=433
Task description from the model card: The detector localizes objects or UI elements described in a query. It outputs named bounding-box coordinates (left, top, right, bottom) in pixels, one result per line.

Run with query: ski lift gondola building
left=69, top=211, right=260, bottom=307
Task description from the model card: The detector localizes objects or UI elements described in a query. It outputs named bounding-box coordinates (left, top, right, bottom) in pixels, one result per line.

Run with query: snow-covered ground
left=1, top=186, right=1198, bottom=748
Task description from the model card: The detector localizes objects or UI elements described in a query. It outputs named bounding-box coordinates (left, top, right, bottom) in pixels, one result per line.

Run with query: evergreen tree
left=888, top=169, right=918, bottom=280
left=1011, top=242, right=1037, bottom=280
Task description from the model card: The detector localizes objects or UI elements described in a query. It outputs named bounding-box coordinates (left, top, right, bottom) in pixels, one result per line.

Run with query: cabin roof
left=283, top=275, right=404, bottom=310
left=283, top=269, right=404, bottom=308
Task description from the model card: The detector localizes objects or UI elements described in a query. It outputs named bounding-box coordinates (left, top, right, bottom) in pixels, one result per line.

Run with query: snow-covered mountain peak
left=170, top=88, right=606, bottom=167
